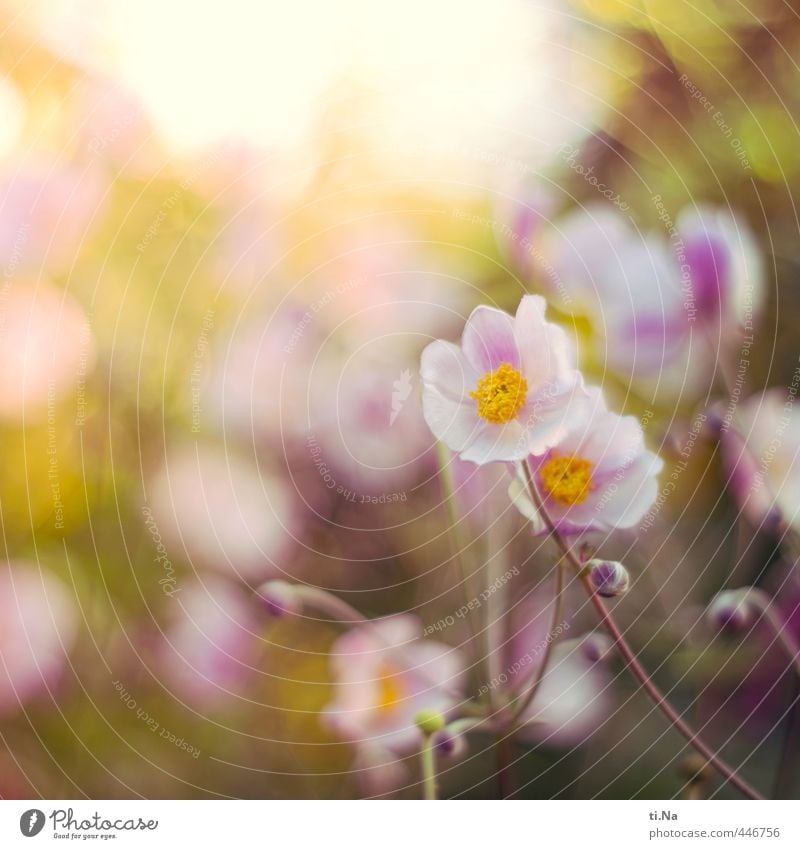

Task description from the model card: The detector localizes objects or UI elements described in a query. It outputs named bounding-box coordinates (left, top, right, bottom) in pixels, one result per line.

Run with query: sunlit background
left=1, top=0, right=800, bottom=799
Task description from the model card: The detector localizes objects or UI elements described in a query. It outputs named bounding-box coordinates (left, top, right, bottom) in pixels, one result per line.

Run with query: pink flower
left=0, top=284, right=95, bottom=421
left=307, top=354, right=435, bottom=493
left=0, top=562, right=79, bottom=715
left=148, top=445, right=297, bottom=582
left=532, top=203, right=764, bottom=399
left=511, top=389, right=663, bottom=535
left=516, top=639, right=611, bottom=746
left=159, top=577, right=260, bottom=706
left=323, top=615, right=465, bottom=754
left=498, top=591, right=611, bottom=745
left=0, top=156, right=106, bottom=277
left=720, top=389, right=800, bottom=533
left=206, top=302, right=318, bottom=445
left=351, top=744, right=410, bottom=798
left=420, top=295, right=587, bottom=464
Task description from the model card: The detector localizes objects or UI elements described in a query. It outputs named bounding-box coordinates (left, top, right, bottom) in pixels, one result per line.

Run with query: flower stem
left=496, top=733, right=514, bottom=798
left=521, top=460, right=764, bottom=800
left=420, top=735, right=438, bottom=800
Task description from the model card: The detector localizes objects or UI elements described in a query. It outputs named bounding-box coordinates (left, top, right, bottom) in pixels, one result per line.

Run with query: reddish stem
left=522, top=460, right=763, bottom=800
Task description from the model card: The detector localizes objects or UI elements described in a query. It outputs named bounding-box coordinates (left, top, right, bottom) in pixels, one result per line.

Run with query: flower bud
left=706, top=588, right=767, bottom=634
left=414, top=709, right=446, bottom=736
left=257, top=580, right=301, bottom=617
left=433, top=728, right=467, bottom=759
left=587, top=560, right=629, bottom=598
left=580, top=631, right=614, bottom=664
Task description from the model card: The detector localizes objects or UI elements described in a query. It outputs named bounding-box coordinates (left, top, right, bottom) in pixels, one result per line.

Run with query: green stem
left=421, top=735, right=438, bottom=800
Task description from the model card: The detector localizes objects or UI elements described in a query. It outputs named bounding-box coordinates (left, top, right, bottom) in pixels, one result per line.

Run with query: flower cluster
left=421, top=295, right=664, bottom=535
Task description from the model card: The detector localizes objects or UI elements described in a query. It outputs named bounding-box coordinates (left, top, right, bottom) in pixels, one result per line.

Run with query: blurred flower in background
left=0, top=562, right=78, bottom=714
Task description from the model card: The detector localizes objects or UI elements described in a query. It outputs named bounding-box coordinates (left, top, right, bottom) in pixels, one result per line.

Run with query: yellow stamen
left=376, top=663, right=404, bottom=717
left=470, top=362, right=528, bottom=425
left=540, top=454, right=594, bottom=506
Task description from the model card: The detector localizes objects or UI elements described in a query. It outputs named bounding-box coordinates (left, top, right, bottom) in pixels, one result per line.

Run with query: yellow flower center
left=376, top=663, right=404, bottom=717
left=540, top=454, right=594, bottom=506
left=470, top=362, right=528, bottom=425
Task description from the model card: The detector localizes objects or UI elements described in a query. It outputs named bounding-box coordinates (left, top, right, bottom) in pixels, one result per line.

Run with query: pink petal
left=420, top=339, right=478, bottom=398
left=459, top=419, right=530, bottom=464
left=422, top=384, right=483, bottom=454
left=461, top=305, right=519, bottom=373
left=514, top=294, right=574, bottom=385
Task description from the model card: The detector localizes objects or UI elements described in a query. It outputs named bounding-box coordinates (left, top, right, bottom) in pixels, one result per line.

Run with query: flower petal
left=461, top=305, right=519, bottom=373
left=420, top=339, right=478, bottom=399
left=459, top=419, right=529, bottom=464
left=514, top=294, right=575, bottom=385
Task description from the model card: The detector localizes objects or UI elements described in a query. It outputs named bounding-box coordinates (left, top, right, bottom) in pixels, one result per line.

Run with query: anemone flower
left=720, top=388, right=800, bottom=533
left=323, top=614, right=465, bottom=755
left=159, top=577, right=260, bottom=706
left=510, top=388, right=663, bottom=535
left=420, top=295, right=587, bottom=464
left=531, top=203, right=763, bottom=399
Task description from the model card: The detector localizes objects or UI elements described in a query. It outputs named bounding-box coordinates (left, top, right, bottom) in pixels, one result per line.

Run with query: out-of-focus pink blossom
left=148, top=445, right=297, bottom=582
left=205, top=302, right=317, bottom=445
left=0, top=562, right=79, bottom=715
left=351, top=743, right=410, bottom=798
left=421, top=295, right=588, bottom=464
left=516, top=640, right=612, bottom=745
left=158, top=577, right=260, bottom=706
left=532, top=203, right=764, bottom=399
left=71, top=78, right=157, bottom=175
left=494, top=186, right=558, bottom=280
left=500, top=591, right=611, bottom=745
left=0, top=156, right=106, bottom=277
left=0, top=283, right=95, bottom=421
left=323, top=615, right=465, bottom=754
left=308, top=354, right=435, bottom=493
left=720, top=389, right=800, bottom=533
left=511, top=388, right=663, bottom=535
